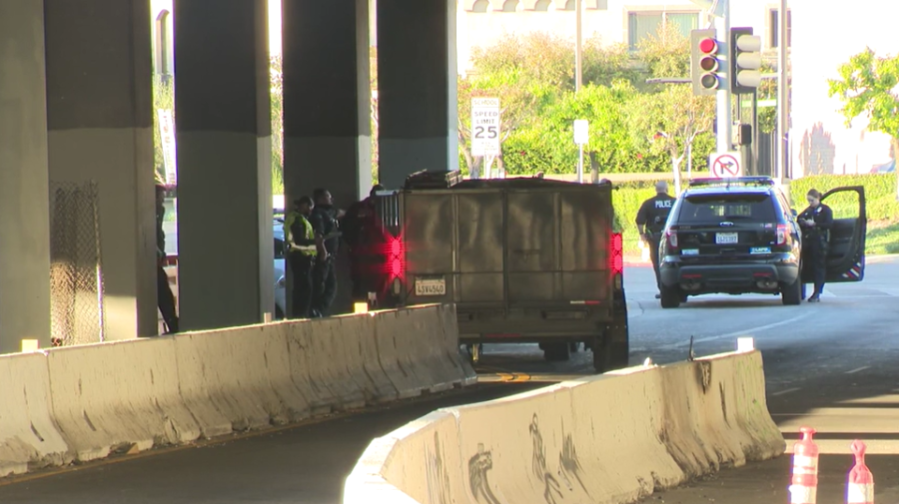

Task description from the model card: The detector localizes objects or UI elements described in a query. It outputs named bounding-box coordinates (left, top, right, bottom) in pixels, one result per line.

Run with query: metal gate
left=49, top=181, right=106, bottom=346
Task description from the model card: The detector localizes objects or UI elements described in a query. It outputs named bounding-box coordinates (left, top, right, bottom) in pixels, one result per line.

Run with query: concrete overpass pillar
left=174, top=0, right=274, bottom=330
left=377, top=0, right=459, bottom=188
left=282, top=0, right=372, bottom=208
left=44, top=0, right=157, bottom=340
left=281, top=0, right=372, bottom=316
left=0, top=1, right=52, bottom=353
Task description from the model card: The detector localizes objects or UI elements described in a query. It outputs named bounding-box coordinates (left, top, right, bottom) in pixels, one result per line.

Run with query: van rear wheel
left=592, top=332, right=629, bottom=374
left=543, top=343, right=571, bottom=362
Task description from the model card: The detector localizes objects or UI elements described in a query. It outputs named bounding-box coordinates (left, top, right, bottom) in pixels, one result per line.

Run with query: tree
left=828, top=47, right=899, bottom=159
left=152, top=77, right=173, bottom=185
left=270, top=55, right=285, bottom=194
left=529, top=81, right=640, bottom=175
left=630, top=86, right=715, bottom=191
left=459, top=32, right=637, bottom=176
left=633, top=26, right=716, bottom=190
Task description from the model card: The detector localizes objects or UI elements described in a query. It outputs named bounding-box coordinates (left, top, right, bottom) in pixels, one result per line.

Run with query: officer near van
left=798, top=188, right=833, bottom=303
left=310, top=188, right=344, bottom=317
left=636, top=180, right=676, bottom=299
left=283, top=196, right=320, bottom=318
left=155, top=180, right=179, bottom=334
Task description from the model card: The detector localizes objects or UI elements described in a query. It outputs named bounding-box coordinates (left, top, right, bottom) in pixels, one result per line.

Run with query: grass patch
left=867, top=220, right=899, bottom=256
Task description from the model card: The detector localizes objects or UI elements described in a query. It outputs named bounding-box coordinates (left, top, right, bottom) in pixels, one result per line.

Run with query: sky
left=269, top=0, right=282, bottom=56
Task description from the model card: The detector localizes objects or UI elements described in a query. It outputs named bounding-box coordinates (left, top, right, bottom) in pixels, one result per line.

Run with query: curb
left=866, top=254, right=899, bottom=264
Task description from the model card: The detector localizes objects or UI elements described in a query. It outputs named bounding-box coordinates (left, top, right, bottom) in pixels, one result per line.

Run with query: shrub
left=789, top=174, right=899, bottom=222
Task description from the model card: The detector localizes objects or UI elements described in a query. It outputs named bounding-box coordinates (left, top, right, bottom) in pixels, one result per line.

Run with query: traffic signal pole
left=714, top=0, right=732, bottom=155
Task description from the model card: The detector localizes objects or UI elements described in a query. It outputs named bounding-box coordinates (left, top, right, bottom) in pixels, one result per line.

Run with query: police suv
left=657, top=177, right=867, bottom=308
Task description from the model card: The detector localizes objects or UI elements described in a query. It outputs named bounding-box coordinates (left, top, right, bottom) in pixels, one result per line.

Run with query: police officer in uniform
left=798, top=188, right=833, bottom=303
left=310, top=188, right=344, bottom=317
left=284, top=196, right=319, bottom=318
left=155, top=181, right=179, bottom=334
left=636, top=181, right=676, bottom=299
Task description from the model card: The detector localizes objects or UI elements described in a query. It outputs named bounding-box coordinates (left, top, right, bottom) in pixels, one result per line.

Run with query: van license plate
left=715, top=232, right=739, bottom=245
left=415, top=278, right=446, bottom=296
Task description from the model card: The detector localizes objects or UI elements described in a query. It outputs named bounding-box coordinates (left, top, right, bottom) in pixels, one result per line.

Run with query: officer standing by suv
left=636, top=181, right=676, bottom=299
left=798, top=188, right=833, bottom=303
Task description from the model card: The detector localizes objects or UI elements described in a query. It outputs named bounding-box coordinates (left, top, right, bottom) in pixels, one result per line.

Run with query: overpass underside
left=0, top=0, right=458, bottom=353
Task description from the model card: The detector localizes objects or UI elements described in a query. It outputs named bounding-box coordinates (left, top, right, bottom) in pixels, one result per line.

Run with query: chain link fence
left=49, top=181, right=106, bottom=347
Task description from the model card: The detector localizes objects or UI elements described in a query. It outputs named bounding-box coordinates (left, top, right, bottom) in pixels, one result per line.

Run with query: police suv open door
left=803, top=186, right=867, bottom=283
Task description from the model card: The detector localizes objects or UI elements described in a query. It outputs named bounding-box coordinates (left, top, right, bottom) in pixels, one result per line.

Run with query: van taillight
left=611, top=233, right=623, bottom=274
left=776, top=224, right=788, bottom=246
left=387, top=235, right=405, bottom=280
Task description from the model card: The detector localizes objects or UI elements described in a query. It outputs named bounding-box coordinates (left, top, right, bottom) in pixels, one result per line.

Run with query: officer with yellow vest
left=284, top=196, right=320, bottom=318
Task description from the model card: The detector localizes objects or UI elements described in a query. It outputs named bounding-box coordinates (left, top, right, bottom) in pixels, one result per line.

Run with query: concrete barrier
left=47, top=338, right=201, bottom=462
left=174, top=324, right=311, bottom=435
left=0, top=304, right=471, bottom=477
left=373, top=305, right=475, bottom=398
left=0, top=352, right=69, bottom=476
left=344, top=350, right=785, bottom=504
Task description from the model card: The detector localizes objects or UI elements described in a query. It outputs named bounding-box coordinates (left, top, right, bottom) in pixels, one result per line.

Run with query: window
left=769, top=9, right=792, bottom=48
left=534, top=0, right=552, bottom=11
left=471, top=0, right=489, bottom=13
left=563, top=0, right=575, bottom=11
left=628, top=11, right=698, bottom=50
left=679, top=194, right=776, bottom=223
left=502, top=0, right=520, bottom=12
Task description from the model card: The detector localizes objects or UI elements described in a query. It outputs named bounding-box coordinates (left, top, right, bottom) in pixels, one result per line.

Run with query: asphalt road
left=2, top=258, right=898, bottom=503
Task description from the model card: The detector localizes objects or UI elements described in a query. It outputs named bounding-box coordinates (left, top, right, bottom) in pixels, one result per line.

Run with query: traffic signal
left=730, top=27, right=762, bottom=94
left=691, top=29, right=721, bottom=96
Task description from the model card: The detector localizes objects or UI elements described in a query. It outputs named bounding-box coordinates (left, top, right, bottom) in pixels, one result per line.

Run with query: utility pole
left=575, top=0, right=583, bottom=93
left=777, top=0, right=789, bottom=182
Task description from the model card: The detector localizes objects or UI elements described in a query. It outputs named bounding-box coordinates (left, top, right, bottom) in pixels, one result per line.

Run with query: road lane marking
left=846, top=366, right=870, bottom=374
left=656, top=312, right=812, bottom=350
left=771, top=387, right=801, bottom=396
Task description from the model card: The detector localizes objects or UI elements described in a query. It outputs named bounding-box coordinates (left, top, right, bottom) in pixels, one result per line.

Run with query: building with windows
left=456, top=1, right=786, bottom=74
left=790, top=0, right=897, bottom=176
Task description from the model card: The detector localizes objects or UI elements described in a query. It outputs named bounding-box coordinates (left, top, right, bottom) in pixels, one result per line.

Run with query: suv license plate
left=415, top=278, right=446, bottom=296
left=715, top=232, right=739, bottom=245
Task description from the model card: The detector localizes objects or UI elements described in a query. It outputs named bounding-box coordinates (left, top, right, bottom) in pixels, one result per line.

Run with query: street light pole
left=777, top=0, right=789, bottom=182
left=575, top=0, right=583, bottom=93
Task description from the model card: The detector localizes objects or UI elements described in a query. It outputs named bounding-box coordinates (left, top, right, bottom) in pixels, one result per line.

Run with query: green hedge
left=612, top=186, right=657, bottom=255
left=788, top=174, right=899, bottom=222
left=613, top=173, right=899, bottom=255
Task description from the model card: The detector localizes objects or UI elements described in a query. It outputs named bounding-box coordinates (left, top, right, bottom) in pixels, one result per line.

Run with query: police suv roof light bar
left=688, top=176, right=776, bottom=188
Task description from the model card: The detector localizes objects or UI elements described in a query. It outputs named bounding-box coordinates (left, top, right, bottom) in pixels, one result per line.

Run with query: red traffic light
left=698, top=37, right=717, bottom=54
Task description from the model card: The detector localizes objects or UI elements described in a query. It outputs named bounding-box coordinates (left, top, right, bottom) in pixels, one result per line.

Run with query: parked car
left=657, top=177, right=867, bottom=308
left=274, top=215, right=287, bottom=319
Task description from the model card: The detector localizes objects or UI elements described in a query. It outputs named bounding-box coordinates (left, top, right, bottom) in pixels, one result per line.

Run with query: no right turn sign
left=709, top=152, right=743, bottom=178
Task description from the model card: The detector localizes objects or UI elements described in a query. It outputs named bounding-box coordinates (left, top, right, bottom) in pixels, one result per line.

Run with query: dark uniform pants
left=289, top=253, right=315, bottom=319
left=648, top=234, right=662, bottom=291
left=157, top=264, right=179, bottom=333
left=806, top=237, right=827, bottom=295
left=312, top=256, right=338, bottom=317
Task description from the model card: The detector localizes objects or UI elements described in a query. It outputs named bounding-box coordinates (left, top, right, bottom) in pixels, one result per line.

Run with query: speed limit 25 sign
left=471, top=97, right=501, bottom=157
